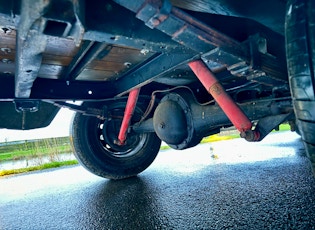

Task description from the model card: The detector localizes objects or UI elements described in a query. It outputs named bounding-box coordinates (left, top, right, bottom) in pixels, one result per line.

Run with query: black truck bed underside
left=0, top=0, right=290, bottom=130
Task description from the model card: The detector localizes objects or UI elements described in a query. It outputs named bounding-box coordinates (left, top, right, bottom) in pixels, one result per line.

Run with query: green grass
left=0, top=145, right=72, bottom=162
left=0, top=137, right=75, bottom=176
left=0, top=124, right=292, bottom=176
left=160, top=124, right=292, bottom=150
left=0, top=137, right=72, bottom=162
left=201, top=133, right=240, bottom=144
left=0, top=160, right=78, bottom=177
left=275, top=123, right=291, bottom=132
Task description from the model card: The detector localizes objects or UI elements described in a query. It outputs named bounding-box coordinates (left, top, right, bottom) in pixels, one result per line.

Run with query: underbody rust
left=0, top=0, right=293, bottom=148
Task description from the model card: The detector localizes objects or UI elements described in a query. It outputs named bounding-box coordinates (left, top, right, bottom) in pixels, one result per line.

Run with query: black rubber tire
left=70, top=102, right=161, bottom=180
left=285, top=0, right=315, bottom=172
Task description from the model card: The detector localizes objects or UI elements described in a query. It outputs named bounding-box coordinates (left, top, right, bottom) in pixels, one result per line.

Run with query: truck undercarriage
left=0, top=0, right=314, bottom=179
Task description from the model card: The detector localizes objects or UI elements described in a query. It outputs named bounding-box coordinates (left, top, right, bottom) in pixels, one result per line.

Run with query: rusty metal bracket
left=113, top=0, right=287, bottom=86
left=15, top=0, right=49, bottom=98
left=15, top=0, right=85, bottom=99
left=247, top=112, right=294, bottom=142
left=113, top=0, right=243, bottom=53
left=14, top=99, right=40, bottom=113
left=136, top=0, right=172, bottom=29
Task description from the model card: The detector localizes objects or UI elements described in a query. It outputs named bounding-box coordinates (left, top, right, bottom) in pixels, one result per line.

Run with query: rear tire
left=70, top=102, right=161, bottom=179
left=285, top=0, right=315, bottom=173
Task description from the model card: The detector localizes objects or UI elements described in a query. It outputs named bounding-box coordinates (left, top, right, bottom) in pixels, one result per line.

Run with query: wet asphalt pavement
left=1, top=132, right=315, bottom=229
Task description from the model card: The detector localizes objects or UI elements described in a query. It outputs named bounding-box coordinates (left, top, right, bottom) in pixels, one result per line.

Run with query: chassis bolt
left=159, top=122, right=165, bottom=129
left=240, top=130, right=260, bottom=142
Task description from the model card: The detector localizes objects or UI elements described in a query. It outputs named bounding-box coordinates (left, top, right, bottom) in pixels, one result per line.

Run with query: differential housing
left=153, top=93, right=194, bottom=150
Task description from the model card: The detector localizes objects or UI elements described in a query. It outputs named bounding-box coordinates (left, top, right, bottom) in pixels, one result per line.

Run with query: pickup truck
left=0, top=0, right=313, bottom=179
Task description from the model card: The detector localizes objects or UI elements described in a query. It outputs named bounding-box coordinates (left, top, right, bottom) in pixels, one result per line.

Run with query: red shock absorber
left=117, top=88, right=141, bottom=145
left=188, top=60, right=260, bottom=141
